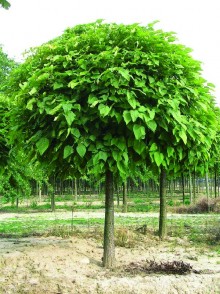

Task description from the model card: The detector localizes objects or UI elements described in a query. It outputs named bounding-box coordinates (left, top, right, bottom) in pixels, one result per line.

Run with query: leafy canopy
left=9, top=20, right=217, bottom=178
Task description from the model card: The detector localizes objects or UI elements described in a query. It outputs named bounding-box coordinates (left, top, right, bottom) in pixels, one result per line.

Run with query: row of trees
left=1, top=21, right=220, bottom=268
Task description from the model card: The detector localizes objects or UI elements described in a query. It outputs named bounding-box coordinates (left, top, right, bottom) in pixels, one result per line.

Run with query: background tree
left=0, top=46, right=17, bottom=89
left=8, top=21, right=217, bottom=267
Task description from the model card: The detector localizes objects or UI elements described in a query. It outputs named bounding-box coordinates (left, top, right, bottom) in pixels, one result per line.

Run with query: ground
left=0, top=212, right=220, bottom=294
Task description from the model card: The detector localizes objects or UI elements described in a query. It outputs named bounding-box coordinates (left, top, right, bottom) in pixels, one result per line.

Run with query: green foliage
left=8, top=20, right=217, bottom=180
left=0, top=0, right=10, bottom=9
left=0, top=46, right=17, bottom=88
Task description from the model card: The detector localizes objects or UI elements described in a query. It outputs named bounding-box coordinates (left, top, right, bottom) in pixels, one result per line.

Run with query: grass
left=0, top=210, right=219, bottom=250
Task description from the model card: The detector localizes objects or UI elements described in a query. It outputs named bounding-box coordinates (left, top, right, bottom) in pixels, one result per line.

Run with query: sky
left=0, top=0, right=220, bottom=105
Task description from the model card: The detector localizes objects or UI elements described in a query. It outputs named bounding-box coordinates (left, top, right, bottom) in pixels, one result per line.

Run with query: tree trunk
left=214, top=164, right=218, bottom=199
left=51, top=191, right=55, bottom=212
left=159, top=167, right=167, bottom=240
left=122, top=180, right=127, bottom=213
left=74, top=178, right=78, bottom=202
left=103, top=169, right=115, bottom=268
left=193, top=168, right=196, bottom=203
left=181, top=173, right=185, bottom=204
left=39, top=184, right=42, bottom=203
left=205, top=171, right=210, bottom=212
left=49, top=177, right=55, bottom=212
left=115, top=182, right=120, bottom=207
left=189, top=170, right=193, bottom=203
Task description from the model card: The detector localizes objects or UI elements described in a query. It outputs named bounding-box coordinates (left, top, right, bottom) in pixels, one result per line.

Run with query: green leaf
left=71, top=128, right=81, bottom=138
left=53, top=82, right=64, bottom=90
left=117, top=160, right=127, bottom=176
left=62, top=103, right=72, bottom=113
left=112, top=150, right=122, bottom=162
left=76, top=143, right=86, bottom=158
left=111, top=138, right=126, bottom=151
left=179, top=129, right=187, bottom=144
left=149, top=143, right=158, bottom=152
left=130, top=110, right=139, bottom=122
left=29, top=87, right=37, bottom=95
left=118, top=68, right=130, bottom=81
left=68, top=81, right=79, bottom=89
left=133, top=124, right=145, bottom=140
left=123, top=111, right=131, bottom=125
left=98, top=151, right=108, bottom=162
left=65, top=111, right=76, bottom=126
left=148, top=109, right=155, bottom=120
left=48, top=104, right=62, bottom=115
left=26, top=98, right=36, bottom=110
left=147, top=120, right=157, bottom=132
left=133, top=140, right=146, bottom=155
left=167, top=146, right=174, bottom=157
left=154, top=151, right=164, bottom=167
left=148, top=76, right=155, bottom=84
left=98, top=104, right=111, bottom=117
left=127, top=91, right=137, bottom=109
left=36, top=137, right=49, bottom=155
left=63, top=145, right=73, bottom=159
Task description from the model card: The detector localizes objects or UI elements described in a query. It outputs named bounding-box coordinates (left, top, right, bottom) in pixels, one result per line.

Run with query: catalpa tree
left=9, top=21, right=217, bottom=267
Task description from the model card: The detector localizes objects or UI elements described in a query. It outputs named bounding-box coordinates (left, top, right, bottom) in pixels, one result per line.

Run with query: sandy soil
left=0, top=211, right=220, bottom=293
left=0, top=229, right=220, bottom=294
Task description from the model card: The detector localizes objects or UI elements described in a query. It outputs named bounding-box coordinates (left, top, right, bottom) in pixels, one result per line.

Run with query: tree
left=0, top=0, right=10, bottom=9
left=0, top=46, right=17, bottom=91
left=0, top=98, right=9, bottom=170
left=8, top=20, right=217, bottom=267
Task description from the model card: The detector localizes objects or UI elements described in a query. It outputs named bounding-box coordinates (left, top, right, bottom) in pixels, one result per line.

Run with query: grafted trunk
left=159, top=167, right=167, bottom=240
left=103, top=169, right=115, bottom=268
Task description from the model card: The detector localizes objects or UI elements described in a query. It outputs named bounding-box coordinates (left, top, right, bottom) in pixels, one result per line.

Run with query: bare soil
left=0, top=213, right=220, bottom=293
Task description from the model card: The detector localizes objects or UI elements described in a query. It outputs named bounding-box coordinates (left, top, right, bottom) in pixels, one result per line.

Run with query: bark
left=115, top=182, right=120, bottom=207
left=159, top=167, right=167, bottom=240
left=74, top=178, right=78, bottom=202
left=122, top=180, right=127, bottom=213
left=205, top=171, right=210, bottom=212
left=214, top=164, right=218, bottom=199
left=51, top=191, right=55, bottom=212
left=181, top=173, right=185, bottom=204
left=49, top=177, right=55, bottom=212
left=103, top=169, right=115, bottom=268
left=189, top=171, right=193, bottom=203
left=193, top=168, right=196, bottom=203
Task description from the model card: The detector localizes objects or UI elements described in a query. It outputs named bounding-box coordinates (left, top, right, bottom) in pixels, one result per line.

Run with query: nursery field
left=0, top=201, right=219, bottom=293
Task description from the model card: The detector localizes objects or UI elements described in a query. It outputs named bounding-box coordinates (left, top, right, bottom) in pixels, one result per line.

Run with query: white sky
left=0, top=0, right=220, bottom=105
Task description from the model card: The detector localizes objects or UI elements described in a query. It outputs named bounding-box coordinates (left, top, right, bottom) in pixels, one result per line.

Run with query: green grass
left=0, top=211, right=219, bottom=249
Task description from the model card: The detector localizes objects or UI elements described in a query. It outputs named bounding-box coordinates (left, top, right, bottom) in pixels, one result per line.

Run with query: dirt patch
left=0, top=233, right=220, bottom=294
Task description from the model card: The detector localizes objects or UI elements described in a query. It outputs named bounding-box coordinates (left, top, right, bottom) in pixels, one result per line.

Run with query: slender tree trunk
left=49, top=177, right=55, bottom=212
left=115, top=182, right=120, bottom=207
left=159, top=167, right=167, bottom=240
left=193, top=168, right=196, bottom=203
left=214, top=164, right=218, bottom=199
left=189, top=170, right=193, bottom=203
left=16, top=196, right=19, bottom=208
left=205, top=171, right=210, bottom=212
left=74, top=178, right=78, bottom=202
left=122, top=180, right=127, bottom=213
left=51, top=191, right=55, bottom=212
left=103, top=169, right=115, bottom=268
left=181, top=173, right=185, bottom=204
left=39, top=184, right=42, bottom=203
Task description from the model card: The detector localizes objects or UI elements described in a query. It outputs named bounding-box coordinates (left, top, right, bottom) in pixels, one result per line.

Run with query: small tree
left=9, top=21, right=217, bottom=266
